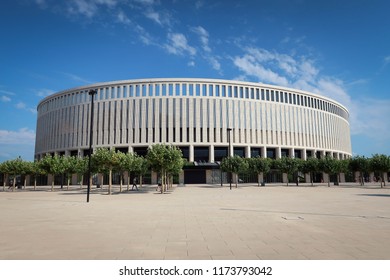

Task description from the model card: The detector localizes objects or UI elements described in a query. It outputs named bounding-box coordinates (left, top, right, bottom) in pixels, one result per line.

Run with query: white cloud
left=61, top=72, right=94, bottom=84
left=195, top=0, right=204, bottom=9
left=350, top=98, right=390, bottom=140
left=0, top=89, right=16, bottom=96
left=68, top=0, right=97, bottom=17
left=36, top=88, right=55, bottom=97
left=67, top=0, right=117, bottom=18
left=384, top=56, right=390, bottom=66
left=15, top=102, right=36, bottom=114
left=192, top=26, right=211, bottom=52
left=207, top=56, right=221, bottom=71
left=145, top=11, right=162, bottom=25
left=117, top=10, right=131, bottom=25
left=16, top=102, right=26, bottom=109
left=134, top=24, right=157, bottom=46
left=188, top=61, right=195, bottom=67
left=233, top=54, right=289, bottom=86
left=1, top=96, right=11, bottom=102
left=35, top=0, right=47, bottom=8
left=0, top=128, right=36, bottom=145
left=165, top=33, right=196, bottom=56
left=134, top=0, right=155, bottom=5
left=233, top=46, right=390, bottom=151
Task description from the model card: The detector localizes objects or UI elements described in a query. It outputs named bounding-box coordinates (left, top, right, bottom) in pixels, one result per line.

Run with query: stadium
left=35, top=78, right=351, bottom=184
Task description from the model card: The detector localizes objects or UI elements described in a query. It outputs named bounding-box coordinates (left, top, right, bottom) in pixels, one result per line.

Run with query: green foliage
left=349, top=155, right=370, bottom=185
left=246, top=157, right=272, bottom=175
left=300, top=157, right=319, bottom=185
left=370, top=154, right=390, bottom=187
left=91, top=148, right=122, bottom=194
left=246, top=157, right=271, bottom=186
left=146, top=144, right=184, bottom=193
left=274, top=157, right=301, bottom=185
left=221, top=155, right=248, bottom=188
left=318, top=156, right=339, bottom=187
left=38, top=154, right=66, bottom=190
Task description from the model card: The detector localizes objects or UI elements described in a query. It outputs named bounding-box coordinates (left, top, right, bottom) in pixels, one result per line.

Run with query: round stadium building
left=35, top=78, right=351, bottom=184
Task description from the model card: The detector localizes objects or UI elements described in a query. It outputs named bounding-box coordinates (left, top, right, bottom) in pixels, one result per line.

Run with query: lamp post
left=87, top=89, right=97, bottom=203
left=227, top=128, right=232, bottom=190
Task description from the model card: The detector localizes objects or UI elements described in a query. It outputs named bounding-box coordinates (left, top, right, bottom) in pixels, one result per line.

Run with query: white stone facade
left=35, top=78, right=352, bottom=161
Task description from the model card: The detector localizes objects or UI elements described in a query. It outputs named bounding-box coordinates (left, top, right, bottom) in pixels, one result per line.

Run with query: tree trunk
left=119, top=173, right=123, bottom=193
left=235, top=173, right=238, bottom=188
left=51, top=178, right=54, bottom=191
left=34, top=176, right=37, bottom=191
left=24, top=177, right=27, bottom=189
left=108, top=169, right=112, bottom=195
left=3, top=174, right=6, bottom=191
left=80, top=174, right=83, bottom=189
left=12, top=177, right=16, bottom=192
left=140, top=175, right=143, bottom=188
left=161, top=173, right=165, bottom=194
left=127, top=171, right=130, bottom=191
left=67, top=177, right=70, bottom=190
left=257, top=173, right=260, bottom=187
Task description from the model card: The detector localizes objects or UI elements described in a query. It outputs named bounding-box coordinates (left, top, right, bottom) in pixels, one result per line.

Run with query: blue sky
left=1, top=0, right=389, bottom=162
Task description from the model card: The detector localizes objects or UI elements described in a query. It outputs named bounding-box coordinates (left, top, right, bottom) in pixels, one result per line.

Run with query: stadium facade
left=35, top=78, right=351, bottom=184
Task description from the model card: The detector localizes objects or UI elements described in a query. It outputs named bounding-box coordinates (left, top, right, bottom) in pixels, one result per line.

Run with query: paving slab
left=1, top=183, right=390, bottom=260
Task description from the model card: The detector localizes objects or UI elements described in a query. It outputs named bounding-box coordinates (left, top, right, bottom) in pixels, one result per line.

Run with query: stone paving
left=1, top=183, right=390, bottom=260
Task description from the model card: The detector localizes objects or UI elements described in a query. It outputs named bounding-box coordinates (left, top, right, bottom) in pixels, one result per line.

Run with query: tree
left=300, top=157, right=319, bottom=186
left=349, top=156, right=370, bottom=185
left=39, top=154, right=65, bottom=191
left=30, top=160, right=45, bottom=191
left=92, top=148, right=120, bottom=195
left=132, top=155, right=149, bottom=189
left=246, top=157, right=271, bottom=186
left=119, top=152, right=135, bottom=191
left=4, top=158, right=24, bottom=191
left=61, top=156, right=79, bottom=190
left=113, top=151, right=127, bottom=192
left=318, top=156, right=339, bottom=187
left=18, top=160, right=33, bottom=189
left=370, top=154, right=390, bottom=188
left=274, top=157, right=300, bottom=186
left=221, top=155, right=248, bottom=189
left=0, top=161, right=10, bottom=191
left=335, top=159, right=350, bottom=185
left=146, top=144, right=184, bottom=193
left=74, top=157, right=88, bottom=189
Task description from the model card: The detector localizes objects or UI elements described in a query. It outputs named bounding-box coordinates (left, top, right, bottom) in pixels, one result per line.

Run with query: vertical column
left=188, top=98, right=194, bottom=144
left=147, top=98, right=153, bottom=144
left=195, top=99, right=201, bottom=143
left=115, top=100, right=121, bottom=145
left=276, top=147, right=281, bottom=159
left=261, top=147, right=266, bottom=158
left=132, top=100, right=138, bottom=145
left=245, top=146, right=251, bottom=158
left=209, top=99, right=214, bottom=143
left=209, top=145, right=214, bottom=163
left=215, top=99, right=221, bottom=144
left=161, top=98, right=166, bottom=143
left=189, top=145, right=194, bottom=162
left=168, top=98, right=173, bottom=143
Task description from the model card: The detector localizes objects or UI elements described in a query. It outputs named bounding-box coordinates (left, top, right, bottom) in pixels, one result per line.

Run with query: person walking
left=132, top=176, right=138, bottom=191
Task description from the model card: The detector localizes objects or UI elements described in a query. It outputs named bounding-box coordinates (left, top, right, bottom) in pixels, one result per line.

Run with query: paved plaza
left=1, top=183, right=389, bottom=260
